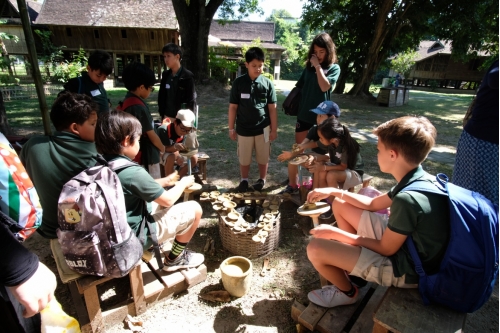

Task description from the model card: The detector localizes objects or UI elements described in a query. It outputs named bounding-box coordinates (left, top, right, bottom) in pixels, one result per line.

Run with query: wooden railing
left=0, top=85, right=64, bottom=100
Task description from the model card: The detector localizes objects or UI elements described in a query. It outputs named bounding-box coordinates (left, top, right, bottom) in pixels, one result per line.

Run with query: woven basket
left=218, top=213, right=281, bottom=258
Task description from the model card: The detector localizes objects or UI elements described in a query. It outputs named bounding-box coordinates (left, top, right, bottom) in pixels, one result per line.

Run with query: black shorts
left=295, top=119, right=314, bottom=133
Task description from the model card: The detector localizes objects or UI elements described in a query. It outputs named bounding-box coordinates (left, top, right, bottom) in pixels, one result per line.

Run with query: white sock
left=241, top=178, right=248, bottom=182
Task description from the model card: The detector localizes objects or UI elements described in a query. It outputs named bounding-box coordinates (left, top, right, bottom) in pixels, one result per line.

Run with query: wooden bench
left=292, top=285, right=467, bottom=333
left=51, top=241, right=207, bottom=332
left=196, top=152, right=210, bottom=184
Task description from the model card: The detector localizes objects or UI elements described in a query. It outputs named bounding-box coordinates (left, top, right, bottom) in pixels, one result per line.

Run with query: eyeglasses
left=179, top=124, right=192, bottom=133
left=146, top=86, right=155, bottom=92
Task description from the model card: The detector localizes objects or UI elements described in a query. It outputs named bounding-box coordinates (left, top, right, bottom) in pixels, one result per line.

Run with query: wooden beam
left=16, top=0, right=51, bottom=135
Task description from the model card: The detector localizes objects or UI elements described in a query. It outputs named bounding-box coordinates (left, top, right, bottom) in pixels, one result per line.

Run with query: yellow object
left=41, top=299, right=81, bottom=333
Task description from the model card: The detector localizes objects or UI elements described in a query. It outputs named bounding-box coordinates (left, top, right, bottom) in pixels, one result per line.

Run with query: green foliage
left=217, top=0, right=263, bottom=21
left=51, top=48, right=87, bottom=83
left=208, top=48, right=238, bottom=84
left=262, top=72, right=273, bottom=81
left=390, top=49, right=419, bottom=77
left=241, top=38, right=271, bottom=70
left=429, top=80, right=439, bottom=91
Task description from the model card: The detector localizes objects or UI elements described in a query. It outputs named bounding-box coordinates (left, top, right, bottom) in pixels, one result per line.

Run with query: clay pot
left=220, top=256, right=253, bottom=297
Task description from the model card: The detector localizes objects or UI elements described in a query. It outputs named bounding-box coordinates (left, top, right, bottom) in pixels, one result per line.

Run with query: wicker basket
left=218, top=213, right=281, bottom=258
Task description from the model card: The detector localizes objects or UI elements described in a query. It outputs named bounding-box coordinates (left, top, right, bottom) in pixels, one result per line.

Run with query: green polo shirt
left=80, top=72, right=109, bottom=115
left=296, top=64, right=340, bottom=125
left=19, top=132, right=98, bottom=239
left=106, top=155, right=163, bottom=248
left=165, top=67, right=182, bottom=116
left=387, top=166, right=450, bottom=284
left=122, top=92, right=160, bottom=165
left=229, top=74, right=277, bottom=137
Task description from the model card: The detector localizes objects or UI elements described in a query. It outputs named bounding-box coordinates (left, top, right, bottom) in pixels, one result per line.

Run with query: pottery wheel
left=289, top=155, right=308, bottom=165
left=297, top=201, right=330, bottom=216
left=177, top=182, right=202, bottom=193
left=179, top=149, right=198, bottom=158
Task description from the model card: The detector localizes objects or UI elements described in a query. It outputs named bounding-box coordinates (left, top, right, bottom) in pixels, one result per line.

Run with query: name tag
left=90, top=89, right=101, bottom=97
left=241, top=93, right=250, bottom=99
left=165, top=84, right=171, bottom=89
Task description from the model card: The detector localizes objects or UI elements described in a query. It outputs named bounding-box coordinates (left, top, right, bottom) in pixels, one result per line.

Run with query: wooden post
left=17, top=0, right=51, bottom=135
left=112, top=52, right=118, bottom=85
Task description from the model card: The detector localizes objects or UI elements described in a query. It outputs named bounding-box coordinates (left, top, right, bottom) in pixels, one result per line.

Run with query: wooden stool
left=196, top=153, right=210, bottom=183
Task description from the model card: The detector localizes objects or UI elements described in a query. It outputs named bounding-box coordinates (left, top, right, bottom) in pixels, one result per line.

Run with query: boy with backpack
left=228, top=47, right=278, bottom=192
left=20, top=92, right=98, bottom=240
left=95, top=111, right=204, bottom=272
left=62, top=50, right=113, bottom=114
left=305, top=116, right=450, bottom=307
left=121, top=62, right=165, bottom=179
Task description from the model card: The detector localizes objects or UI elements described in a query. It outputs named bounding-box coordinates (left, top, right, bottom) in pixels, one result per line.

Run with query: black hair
left=245, top=47, right=265, bottom=63
left=306, top=32, right=337, bottom=70
left=87, top=50, right=113, bottom=75
left=95, top=110, right=142, bottom=155
left=50, top=92, right=98, bottom=131
left=318, top=117, right=360, bottom=170
left=122, top=62, right=156, bottom=92
left=162, top=43, right=183, bottom=58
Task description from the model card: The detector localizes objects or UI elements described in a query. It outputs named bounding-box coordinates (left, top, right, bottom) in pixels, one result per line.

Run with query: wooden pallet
left=292, top=283, right=387, bottom=333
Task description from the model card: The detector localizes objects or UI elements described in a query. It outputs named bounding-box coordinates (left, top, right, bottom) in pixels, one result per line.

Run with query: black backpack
left=282, top=87, right=302, bottom=116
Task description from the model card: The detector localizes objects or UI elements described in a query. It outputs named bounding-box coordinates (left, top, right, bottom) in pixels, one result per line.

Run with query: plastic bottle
left=40, top=299, right=81, bottom=333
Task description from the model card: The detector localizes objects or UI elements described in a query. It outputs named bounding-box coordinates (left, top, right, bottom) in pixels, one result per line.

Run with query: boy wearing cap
left=157, top=109, right=197, bottom=179
left=278, top=101, right=341, bottom=193
left=121, top=62, right=165, bottom=179
left=228, top=47, right=278, bottom=192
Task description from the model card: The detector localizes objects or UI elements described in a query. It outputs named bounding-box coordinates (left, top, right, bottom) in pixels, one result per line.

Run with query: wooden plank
left=291, top=300, right=306, bottom=322
left=315, top=283, right=374, bottom=333
left=68, top=281, right=90, bottom=327
left=373, top=288, right=466, bottom=333
left=128, top=265, right=146, bottom=316
left=350, top=285, right=388, bottom=333
left=298, top=302, right=329, bottom=331
left=83, top=286, right=103, bottom=333
left=76, top=275, right=113, bottom=294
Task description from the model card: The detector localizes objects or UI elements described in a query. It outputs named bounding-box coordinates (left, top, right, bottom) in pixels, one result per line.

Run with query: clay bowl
left=210, top=191, right=221, bottom=196
left=264, top=213, right=274, bottom=219
left=269, top=205, right=279, bottom=210
left=200, top=192, right=209, bottom=198
left=223, top=201, right=237, bottom=209
left=212, top=203, right=223, bottom=211
left=227, top=212, right=240, bottom=221
left=233, top=193, right=243, bottom=199
left=262, top=202, right=270, bottom=208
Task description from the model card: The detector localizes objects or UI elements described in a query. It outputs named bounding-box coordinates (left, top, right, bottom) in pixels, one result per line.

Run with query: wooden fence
left=0, top=85, right=64, bottom=101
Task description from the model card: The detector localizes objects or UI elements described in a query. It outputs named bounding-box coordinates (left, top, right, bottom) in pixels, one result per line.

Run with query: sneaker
left=319, top=208, right=333, bottom=220
left=191, top=165, right=200, bottom=174
left=280, top=185, right=299, bottom=194
left=162, top=250, right=205, bottom=272
left=238, top=180, right=249, bottom=192
left=308, top=285, right=358, bottom=308
left=252, top=179, right=265, bottom=191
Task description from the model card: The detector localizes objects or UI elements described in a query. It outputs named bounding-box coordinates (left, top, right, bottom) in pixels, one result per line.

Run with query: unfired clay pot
left=220, top=256, right=253, bottom=297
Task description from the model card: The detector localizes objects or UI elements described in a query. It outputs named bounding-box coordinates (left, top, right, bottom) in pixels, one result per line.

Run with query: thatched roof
left=415, top=40, right=488, bottom=61
left=35, top=0, right=177, bottom=29
left=209, top=20, right=285, bottom=51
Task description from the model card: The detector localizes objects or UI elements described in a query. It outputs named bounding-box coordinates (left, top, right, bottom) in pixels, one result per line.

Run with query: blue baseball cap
left=310, top=101, right=341, bottom=117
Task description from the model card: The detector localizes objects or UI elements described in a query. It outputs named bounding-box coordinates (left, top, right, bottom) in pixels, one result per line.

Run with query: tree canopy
left=301, top=0, right=499, bottom=97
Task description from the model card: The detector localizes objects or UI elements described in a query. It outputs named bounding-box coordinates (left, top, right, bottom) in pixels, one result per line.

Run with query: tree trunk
left=171, top=0, right=224, bottom=82
left=0, top=91, right=12, bottom=135
left=333, top=62, right=351, bottom=94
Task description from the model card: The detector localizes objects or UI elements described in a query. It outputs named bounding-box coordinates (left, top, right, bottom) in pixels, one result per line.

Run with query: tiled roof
left=35, top=0, right=177, bottom=29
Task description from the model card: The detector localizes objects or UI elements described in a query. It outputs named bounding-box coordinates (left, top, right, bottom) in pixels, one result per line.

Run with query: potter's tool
left=297, top=201, right=330, bottom=227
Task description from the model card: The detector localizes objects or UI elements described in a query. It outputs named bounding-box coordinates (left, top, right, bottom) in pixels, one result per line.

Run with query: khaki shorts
left=150, top=201, right=197, bottom=251
left=237, top=132, right=271, bottom=166
left=350, top=211, right=417, bottom=288
left=148, top=163, right=161, bottom=179
left=342, top=169, right=363, bottom=190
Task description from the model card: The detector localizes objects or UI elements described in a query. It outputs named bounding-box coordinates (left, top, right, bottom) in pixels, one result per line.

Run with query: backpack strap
left=120, top=97, right=145, bottom=111
left=106, top=156, right=164, bottom=269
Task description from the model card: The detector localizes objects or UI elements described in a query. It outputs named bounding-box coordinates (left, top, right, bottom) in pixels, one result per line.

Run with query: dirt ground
left=21, top=81, right=499, bottom=333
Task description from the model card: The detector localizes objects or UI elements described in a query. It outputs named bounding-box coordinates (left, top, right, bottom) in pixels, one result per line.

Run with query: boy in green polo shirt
left=304, top=116, right=450, bottom=308
left=228, top=47, right=278, bottom=192
left=63, top=50, right=113, bottom=114
left=20, top=92, right=99, bottom=239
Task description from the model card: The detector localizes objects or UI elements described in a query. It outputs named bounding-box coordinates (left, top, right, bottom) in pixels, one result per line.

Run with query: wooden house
left=209, top=20, right=285, bottom=80
left=34, top=0, right=179, bottom=81
left=0, top=0, right=41, bottom=56
left=406, top=40, right=488, bottom=90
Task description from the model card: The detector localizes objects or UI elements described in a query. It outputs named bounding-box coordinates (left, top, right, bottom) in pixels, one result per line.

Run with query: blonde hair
left=373, top=116, right=436, bottom=165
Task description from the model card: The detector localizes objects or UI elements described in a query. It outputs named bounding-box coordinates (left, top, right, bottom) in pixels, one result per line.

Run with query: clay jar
left=220, top=256, right=253, bottom=297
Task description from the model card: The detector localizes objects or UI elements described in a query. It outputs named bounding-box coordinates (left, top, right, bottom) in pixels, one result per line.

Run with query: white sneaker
left=162, top=250, right=205, bottom=272
left=307, top=285, right=358, bottom=308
